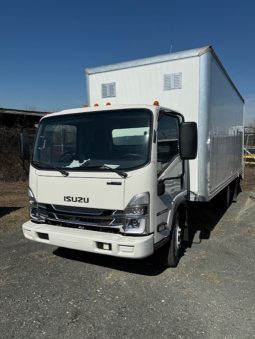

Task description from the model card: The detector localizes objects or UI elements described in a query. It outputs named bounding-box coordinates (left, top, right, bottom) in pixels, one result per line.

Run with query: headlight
left=125, top=206, right=147, bottom=216
left=28, top=188, right=45, bottom=222
left=28, top=187, right=35, bottom=203
left=121, top=192, right=150, bottom=235
left=28, top=188, right=37, bottom=218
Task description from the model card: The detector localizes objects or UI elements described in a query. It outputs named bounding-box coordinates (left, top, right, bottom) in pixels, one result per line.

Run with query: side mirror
left=20, top=129, right=30, bottom=160
left=179, top=122, right=197, bottom=160
left=157, top=179, right=165, bottom=196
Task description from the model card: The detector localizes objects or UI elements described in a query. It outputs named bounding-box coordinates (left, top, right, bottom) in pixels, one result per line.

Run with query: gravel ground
left=0, top=181, right=255, bottom=339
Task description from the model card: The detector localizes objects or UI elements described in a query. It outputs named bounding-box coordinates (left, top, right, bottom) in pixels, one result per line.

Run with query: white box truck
left=21, top=46, right=244, bottom=267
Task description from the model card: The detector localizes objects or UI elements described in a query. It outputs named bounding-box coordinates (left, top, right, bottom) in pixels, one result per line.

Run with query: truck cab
left=22, top=104, right=197, bottom=267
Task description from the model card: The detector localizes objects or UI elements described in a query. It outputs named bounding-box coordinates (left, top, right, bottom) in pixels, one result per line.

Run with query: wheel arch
left=167, top=192, right=187, bottom=232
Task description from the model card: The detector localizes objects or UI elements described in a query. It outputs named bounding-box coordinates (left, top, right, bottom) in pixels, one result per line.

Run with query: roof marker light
left=94, top=103, right=99, bottom=107
left=106, top=102, right=111, bottom=106
left=153, top=100, right=159, bottom=106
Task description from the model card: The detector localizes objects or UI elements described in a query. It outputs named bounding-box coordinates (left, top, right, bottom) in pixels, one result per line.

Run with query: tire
left=230, top=177, right=240, bottom=203
left=215, top=183, right=234, bottom=209
left=225, top=185, right=231, bottom=208
left=159, top=207, right=186, bottom=268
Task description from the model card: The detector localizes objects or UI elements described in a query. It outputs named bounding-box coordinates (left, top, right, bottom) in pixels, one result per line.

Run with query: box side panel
left=207, top=55, right=244, bottom=198
left=88, top=58, right=200, bottom=195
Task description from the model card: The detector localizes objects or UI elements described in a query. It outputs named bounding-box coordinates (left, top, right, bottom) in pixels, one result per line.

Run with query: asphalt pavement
left=0, top=191, right=254, bottom=339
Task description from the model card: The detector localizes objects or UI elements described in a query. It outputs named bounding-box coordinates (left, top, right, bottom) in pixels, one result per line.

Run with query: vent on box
left=164, top=73, right=182, bottom=90
left=102, top=82, right=116, bottom=98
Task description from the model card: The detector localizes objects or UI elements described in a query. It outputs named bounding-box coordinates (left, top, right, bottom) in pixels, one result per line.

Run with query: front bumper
left=22, top=221, right=154, bottom=259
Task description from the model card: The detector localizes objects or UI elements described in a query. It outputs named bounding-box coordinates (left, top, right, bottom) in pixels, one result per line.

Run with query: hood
left=37, top=174, right=125, bottom=210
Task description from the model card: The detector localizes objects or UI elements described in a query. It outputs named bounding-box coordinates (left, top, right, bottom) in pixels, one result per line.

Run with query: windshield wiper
left=49, top=159, right=127, bottom=178
left=74, top=162, right=127, bottom=178
left=100, top=165, right=128, bottom=178
left=32, top=161, right=69, bottom=177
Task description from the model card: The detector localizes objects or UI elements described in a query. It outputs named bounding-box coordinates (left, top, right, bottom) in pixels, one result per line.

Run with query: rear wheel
left=159, top=207, right=186, bottom=267
left=225, top=185, right=231, bottom=208
left=215, top=180, right=237, bottom=209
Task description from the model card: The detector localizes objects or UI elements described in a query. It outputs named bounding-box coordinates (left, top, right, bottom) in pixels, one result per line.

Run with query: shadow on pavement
left=187, top=201, right=227, bottom=241
left=179, top=182, right=243, bottom=264
left=53, top=247, right=166, bottom=276
left=0, top=207, right=20, bottom=218
left=187, top=181, right=242, bottom=243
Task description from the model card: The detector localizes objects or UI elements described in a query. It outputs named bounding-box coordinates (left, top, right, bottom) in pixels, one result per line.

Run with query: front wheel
left=159, top=207, right=186, bottom=267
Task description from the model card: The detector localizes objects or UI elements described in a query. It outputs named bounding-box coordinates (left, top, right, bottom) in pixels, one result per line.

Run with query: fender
left=167, top=190, right=187, bottom=231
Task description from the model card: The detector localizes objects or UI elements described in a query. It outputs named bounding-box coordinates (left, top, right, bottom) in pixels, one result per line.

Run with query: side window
left=157, top=114, right=179, bottom=173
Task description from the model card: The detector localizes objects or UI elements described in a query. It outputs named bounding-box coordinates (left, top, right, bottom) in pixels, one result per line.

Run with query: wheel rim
left=174, top=213, right=182, bottom=255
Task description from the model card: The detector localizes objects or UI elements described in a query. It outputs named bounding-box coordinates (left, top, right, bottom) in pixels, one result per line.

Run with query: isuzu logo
left=64, top=196, right=89, bottom=203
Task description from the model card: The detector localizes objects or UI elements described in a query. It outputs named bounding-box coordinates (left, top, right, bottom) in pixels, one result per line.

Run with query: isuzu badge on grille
left=64, top=196, right=89, bottom=203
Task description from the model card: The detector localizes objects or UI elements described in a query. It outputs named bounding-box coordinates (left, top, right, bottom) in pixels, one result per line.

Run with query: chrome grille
left=37, top=203, right=124, bottom=233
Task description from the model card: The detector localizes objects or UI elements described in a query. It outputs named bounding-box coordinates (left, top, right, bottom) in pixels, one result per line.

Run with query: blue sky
left=0, top=0, right=254, bottom=123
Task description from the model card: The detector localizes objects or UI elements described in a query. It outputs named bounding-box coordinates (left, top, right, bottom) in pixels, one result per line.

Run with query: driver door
left=155, top=111, right=184, bottom=243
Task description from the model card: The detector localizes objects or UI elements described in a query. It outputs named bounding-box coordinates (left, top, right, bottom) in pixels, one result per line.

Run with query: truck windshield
left=33, top=109, right=152, bottom=171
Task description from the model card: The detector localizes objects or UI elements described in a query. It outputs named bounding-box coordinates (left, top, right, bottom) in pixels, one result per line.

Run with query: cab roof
left=41, top=104, right=172, bottom=120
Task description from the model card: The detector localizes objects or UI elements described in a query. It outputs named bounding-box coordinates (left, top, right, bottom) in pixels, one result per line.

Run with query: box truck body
left=22, top=46, right=244, bottom=266
left=86, top=46, right=244, bottom=201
